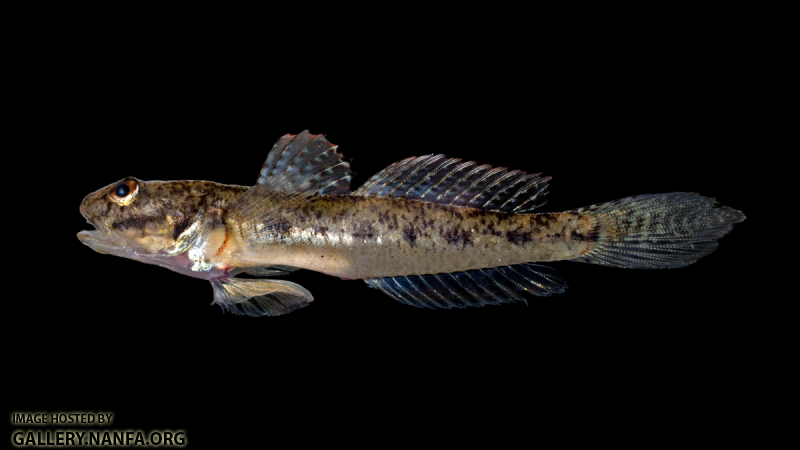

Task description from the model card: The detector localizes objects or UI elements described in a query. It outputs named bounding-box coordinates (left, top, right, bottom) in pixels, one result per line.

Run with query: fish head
left=78, top=177, right=206, bottom=259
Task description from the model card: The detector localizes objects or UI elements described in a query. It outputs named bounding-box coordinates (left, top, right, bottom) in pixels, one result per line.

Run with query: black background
left=6, top=13, right=772, bottom=448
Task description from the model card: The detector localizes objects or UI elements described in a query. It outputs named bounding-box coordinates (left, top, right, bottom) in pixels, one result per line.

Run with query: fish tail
left=571, top=193, right=745, bottom=268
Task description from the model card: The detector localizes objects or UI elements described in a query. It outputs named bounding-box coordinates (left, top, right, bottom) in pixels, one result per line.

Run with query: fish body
left=216, top=195, right=592, bottom=279
left=79, top=131, right=745, bottom=316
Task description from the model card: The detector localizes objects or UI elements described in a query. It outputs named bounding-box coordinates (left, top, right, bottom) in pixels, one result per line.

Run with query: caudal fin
left=571, top=193, right=745, bottom=269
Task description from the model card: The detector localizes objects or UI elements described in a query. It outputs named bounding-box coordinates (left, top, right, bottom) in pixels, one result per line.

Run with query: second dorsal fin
left=352, top=154, right=550, bottom=213
left=256, top=130, right=352, bottom=196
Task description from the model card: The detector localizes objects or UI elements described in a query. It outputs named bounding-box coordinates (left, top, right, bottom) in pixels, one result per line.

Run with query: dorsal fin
left=353, top=154, right=550, bottom=213
left=227, top=131, right=352, bottom=230
left=256, top=130, right=352, bottom=196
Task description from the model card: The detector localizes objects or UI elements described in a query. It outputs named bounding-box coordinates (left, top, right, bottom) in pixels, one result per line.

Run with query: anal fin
left=211, top=277, right=313, bottom=317
left=365, top=263, right=566, bottom=309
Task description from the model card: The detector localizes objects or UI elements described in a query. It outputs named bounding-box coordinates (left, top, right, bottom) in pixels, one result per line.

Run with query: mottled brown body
left=79, top=131, right=744, bottom=316
left=80, top=179, right=245, bottom=256
left=215, top=195, right=592, bottom=279
left=82, top=178, right=591, bottom=279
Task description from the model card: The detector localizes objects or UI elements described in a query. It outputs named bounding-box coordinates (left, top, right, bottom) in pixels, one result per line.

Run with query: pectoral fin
left=211, top=278, right=313, bottom=317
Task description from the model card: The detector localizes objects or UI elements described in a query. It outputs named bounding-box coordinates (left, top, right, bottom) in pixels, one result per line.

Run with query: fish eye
left=115, top=184, right=129, bottom=197
left=109, top=179, right=138, bottom=204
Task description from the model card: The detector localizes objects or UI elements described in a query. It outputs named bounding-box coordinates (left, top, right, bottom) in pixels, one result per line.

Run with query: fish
left=78, top=131, right=746, bottom=317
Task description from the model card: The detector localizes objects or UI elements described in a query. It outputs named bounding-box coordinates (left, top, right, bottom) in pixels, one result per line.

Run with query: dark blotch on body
left=466, top=209, right=482, bottom=218
left=487, top=222, right=502, bottom=237
left=403, top=224, right=417, bottom=247
left=571, top=230, right=595, bottom=242
left=506, top=229, right=532, bottom=246
left=112, top=217, right=145, bottom=231
left=352, top=222, right=375, bottom=240
left=534, top=214, right=552, bottom=229
left=273, top=219, right=293, bottom=236
left=377, top=210, right=390, bottom=226
left=440, top=226, right=473, bottom=248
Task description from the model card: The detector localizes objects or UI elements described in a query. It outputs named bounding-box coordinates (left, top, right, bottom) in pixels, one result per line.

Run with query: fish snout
left=79, top=194, right=90, bottom=219
left=79, top=188, right=108, bottom=222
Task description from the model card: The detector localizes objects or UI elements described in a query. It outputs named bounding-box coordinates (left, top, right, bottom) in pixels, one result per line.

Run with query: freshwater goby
left=78, top=131, right=745, bottom=316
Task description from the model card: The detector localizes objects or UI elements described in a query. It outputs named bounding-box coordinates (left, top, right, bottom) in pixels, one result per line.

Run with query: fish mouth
left=78, top=199, right=106, bottom=247
left=78, top=219, right=155, bottom=261
left=78, top=217, right=130, bottom=257
left=78, top=196, right=138, bottom=257
left=77, top=229, right=121, bottom=255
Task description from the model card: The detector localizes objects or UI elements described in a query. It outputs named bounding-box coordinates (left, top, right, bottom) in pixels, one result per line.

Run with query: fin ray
left=255, top=130, right=352, bottom=196
left=365, top=263, right=567, bottom=309
left=354, top=155, right=550, bottom=213
left=227, top=131, right=352, bottom=232
left=211, top=278, right=313, bottom=317
left=242, top=265, right=299, bottom=277
left=572, top=193, right=746, bottom=268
